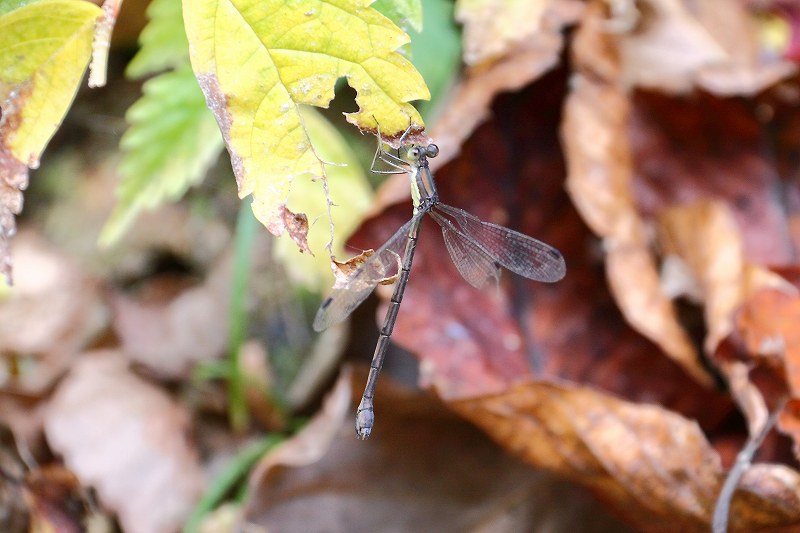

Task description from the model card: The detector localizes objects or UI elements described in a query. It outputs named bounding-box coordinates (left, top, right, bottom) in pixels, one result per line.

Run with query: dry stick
left=711, top=397, right=788, bottom=533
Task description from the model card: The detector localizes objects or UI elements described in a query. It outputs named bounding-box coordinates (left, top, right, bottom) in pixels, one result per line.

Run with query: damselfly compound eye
left=410, top=147, right=421, bottom=158
left=426, top=144, right=439, bottom=158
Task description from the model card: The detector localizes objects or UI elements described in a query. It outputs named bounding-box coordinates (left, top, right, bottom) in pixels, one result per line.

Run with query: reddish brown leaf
left=778, top=399, right=800, bottom=460
left=736, top=288, right=800, bottom=395
left=24, top=466, right=93, bottom=533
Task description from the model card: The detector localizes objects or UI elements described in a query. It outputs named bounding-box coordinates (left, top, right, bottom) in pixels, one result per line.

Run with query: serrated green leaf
left=0, top=0, right=39, bottom=16
left=99, top=66, right=223, bottom=246
left=126, top=0, right=187, bottom=78
left=183, top=0, right=429, bottom=248
left=372, top=0, right=422, bottom=34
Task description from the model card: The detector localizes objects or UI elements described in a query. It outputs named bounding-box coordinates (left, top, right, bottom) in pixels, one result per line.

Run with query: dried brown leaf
left=244, top=370, right=630, bottom=533
left=0, top=231, right=106, bottom=394
left=616, top=0, right=795, bottom=94
left=43, top=351, right=206, bottom=533
left=456, top=0, right=551, bottom=65
left=24, top=465, right=93, bottom=533
left=736, top=288, right=800, bottom=396
left=563, top=2, right=710, bottom=384
left=453, top=380, right=800, bottom=532
left=247, top=367, right=351, bottom=490
left=111, top=249, right=231, bottom=378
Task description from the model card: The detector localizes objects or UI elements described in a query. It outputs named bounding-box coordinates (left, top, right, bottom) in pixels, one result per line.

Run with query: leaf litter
left=8, top=0, right=800, bottom=531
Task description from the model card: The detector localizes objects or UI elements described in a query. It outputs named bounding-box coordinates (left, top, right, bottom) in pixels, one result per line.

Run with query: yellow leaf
left=273, top=108, right=372, bottom=291
left=0, top=0, right=102, bottom=284
left=0, top=0, right=102, bottom=166
left=183, top=0, right=428, bottom=243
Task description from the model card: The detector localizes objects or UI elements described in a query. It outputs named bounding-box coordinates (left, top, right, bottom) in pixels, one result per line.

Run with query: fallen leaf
left=562, top=1, right=710, bottom=384
left=615, top=0, right=795, bottom=94
left=453, top=380, right=800, bottom=532
left=658, top=201, right=746, bottom=355
left=247, top=366, right=351, bottom=488
left=0, top=231, right=106, bottom=394
left=456, top=0, right=551, bottom=65
left=244, top=369, right=631, bottom=532
left=24, top=465, right=91, bottom=533
left=111, top=247, right=231, bottom=378
left=427, top=0, right=583, bottom=177
left=778, top=399, right=800, bottom=459
left=43, top=351, right=206, bottom=533
left=735, top=288, right=800, bottom=396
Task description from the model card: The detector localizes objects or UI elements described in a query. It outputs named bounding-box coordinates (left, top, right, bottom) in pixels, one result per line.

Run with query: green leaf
left=183, top=0, right=429, bottom=248
left=372, top=0, right=423, bottom=34
left=0, top=0, right=39, bottom=16
left=408, top=0, right=461, bottom=120
left=99, top=66, right=224, bottom=246
left=126, top=0, right=188, bottom=79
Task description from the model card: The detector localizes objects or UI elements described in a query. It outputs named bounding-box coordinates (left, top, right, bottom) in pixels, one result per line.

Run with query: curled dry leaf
left=453, top=380, right=800, bottom=532
left=0, top=231, right=106, bottom=394
left=111, top=247, right=231, bottom=378
left=562, top=1, right=710, bottom=385
left=330, top=249, right=375, bottom=288
left=24, top=465, right=98, bottom=533
left=659, top=201, right=750, bottom=355
left=43, top=351, right=206, bottom=533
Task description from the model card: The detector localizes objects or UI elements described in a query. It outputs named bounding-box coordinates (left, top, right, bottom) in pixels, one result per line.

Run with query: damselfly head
left=401, top=143, right=439, bottom=163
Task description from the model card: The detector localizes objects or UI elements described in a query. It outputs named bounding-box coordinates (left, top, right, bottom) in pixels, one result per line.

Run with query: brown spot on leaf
left=281, top=205, right=312, bottom=255
left=195, top=73, right=244, bottom=186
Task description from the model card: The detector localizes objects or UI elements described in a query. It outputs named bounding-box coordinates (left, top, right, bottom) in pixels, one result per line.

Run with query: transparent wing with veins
left=432, top=203, right=566, bottom=285
left=313, top=212, right=425, bottom=332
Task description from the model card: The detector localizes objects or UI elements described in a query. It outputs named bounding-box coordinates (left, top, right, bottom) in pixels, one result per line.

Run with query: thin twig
left=712, top=397, right=788, bottom=533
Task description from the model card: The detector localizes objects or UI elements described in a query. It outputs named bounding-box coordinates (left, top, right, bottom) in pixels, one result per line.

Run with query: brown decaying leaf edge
left=0, top=82, right=34, bottom=286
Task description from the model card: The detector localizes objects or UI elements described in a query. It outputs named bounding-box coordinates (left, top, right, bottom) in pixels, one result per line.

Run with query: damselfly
left=314, top=131, right=566, bottom=439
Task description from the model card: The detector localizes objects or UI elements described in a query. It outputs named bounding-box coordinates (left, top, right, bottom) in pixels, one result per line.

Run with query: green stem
left=228, top=198, right=257, bottom=432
